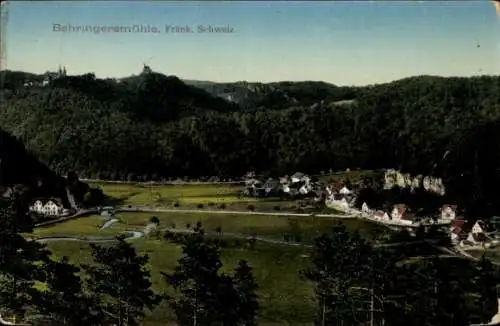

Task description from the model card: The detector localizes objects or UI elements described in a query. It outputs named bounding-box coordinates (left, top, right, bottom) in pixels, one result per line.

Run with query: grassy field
left=30, top=215, right=118, bottom=238
left=89, top=174, right=372, bottom=213
left=44, top=238, right=315, bottom=326
left=31, top=211, right=388, bottom=244
left=90, top=181, right=334, bottom=214
left=90, top=182, right=250, bottom=206
left=28, top=205, right=392, bottom=325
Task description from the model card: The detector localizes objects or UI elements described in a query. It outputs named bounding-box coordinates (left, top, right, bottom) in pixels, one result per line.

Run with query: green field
left=90, top=182, right=250, bottom=206
left=45, top=239, right=315, bottom=325
left=28, top=209, right=391, bottom=325
left=32, top=211, right=388, bottom=244
left=31, top=215, right=118, bottom=238
left=90, top=182, right=341, bottom=214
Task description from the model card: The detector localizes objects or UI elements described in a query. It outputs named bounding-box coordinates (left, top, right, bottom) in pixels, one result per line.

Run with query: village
left=27, top=199, right=71, bottom=218
left=242, top=169, right=500, bottom=250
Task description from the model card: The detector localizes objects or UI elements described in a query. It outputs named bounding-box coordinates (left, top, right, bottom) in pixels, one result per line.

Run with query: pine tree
left=162, top=224, right=224, bottom=325
left=468, top=255, right=499, bottom=324
left=82, top=236, right=162, bottom=326
left=0, top=195, right=49, bottom=321
left=164, top=223, right=259, bottom=326
left=233, top=260, right=259, bottom=326
left=36, top=256, right=102, bottom=325
left=302, top=222, right=373, bottom=326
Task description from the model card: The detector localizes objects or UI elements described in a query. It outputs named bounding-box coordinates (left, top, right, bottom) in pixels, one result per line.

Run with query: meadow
left=32, top=211, right=388, bottom=244
left=29, top=208, right=391, bottom=325
left=45, top=239, right=316, bottom=326
left=89, top=182, right=250, bottom=206
left=90, top=181, right=338, bottom=213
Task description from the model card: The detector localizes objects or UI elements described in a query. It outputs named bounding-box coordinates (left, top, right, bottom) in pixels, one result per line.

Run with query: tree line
left=1, top=195, right=499, bottom=326
left=1, top=129, right=104, bottom=210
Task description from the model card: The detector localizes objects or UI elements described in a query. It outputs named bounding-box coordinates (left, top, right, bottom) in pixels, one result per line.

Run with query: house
left=291, top=172, right=305, bottom=184
left=472, top=220, right=486, bottom=234
left=302, top=175, right=311, bottom=185
left=30, top=200, right=44, bottom=213
left=43, top=200, right=64, bottom=216
left=325, top=186, right=334, bottom=198
left=339, top=186, right=352, bottom=195
left=451, top=227, right=463, bottom=243
left=264, top=179, right=280, bottom=194
left=374, top=211, right=390, bottom=221
left=361, top=202, right=371, bottom=214
left=282, top=184, right=290, bottom=193
left=29, top=199, right=67, bottom=217
left=441, top=205, right=457, bottom=221
left=279, top=176, right=289, bottom=184
left=299, top=184, right=310, bottom=195
left=391, top=204, right=407, bottom=221
left=458, top=220, right=491, bottom=247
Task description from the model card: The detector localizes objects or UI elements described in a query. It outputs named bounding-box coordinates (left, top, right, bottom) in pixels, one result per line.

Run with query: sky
left=2, top=1, right=500, bottom=85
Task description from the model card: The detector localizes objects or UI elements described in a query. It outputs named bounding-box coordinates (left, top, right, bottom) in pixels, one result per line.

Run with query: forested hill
left=0, top=128, right=102, bottom=208
left=183, top=79, right=360, bottom=109
left=1, top=70, right=499, bottom=214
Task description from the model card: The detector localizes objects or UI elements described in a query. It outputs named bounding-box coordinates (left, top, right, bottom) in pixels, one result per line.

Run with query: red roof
left=393, top=204, right=407, bottom=216
left=374, top=211, right=385, bottom=218
left=452, top=219, right=465, bottom=228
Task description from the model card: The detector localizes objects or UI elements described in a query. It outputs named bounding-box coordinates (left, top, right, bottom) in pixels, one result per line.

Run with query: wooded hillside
left=1, top=70, right=499, bottom=215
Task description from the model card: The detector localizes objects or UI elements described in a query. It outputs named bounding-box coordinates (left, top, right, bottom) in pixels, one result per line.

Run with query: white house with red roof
left=391, top=204, right=406, bottom=220
left=391, top=204, right=414, bottom=225
left=449, top=219, right=466, bottom=243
